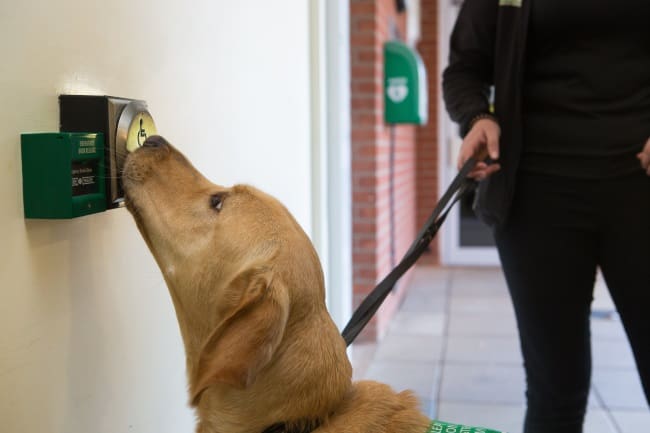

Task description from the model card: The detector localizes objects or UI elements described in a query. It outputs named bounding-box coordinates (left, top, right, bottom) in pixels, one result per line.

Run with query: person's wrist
left=469, top=113, right=498, bottom=130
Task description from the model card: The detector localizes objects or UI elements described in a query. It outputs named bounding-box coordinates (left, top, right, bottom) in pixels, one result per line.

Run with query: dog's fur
left=123, top=136, right=431, bottom=433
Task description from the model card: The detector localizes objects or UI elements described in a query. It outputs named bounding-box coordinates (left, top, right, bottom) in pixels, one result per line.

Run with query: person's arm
left=638, top=138, right=650, bottom=176
left=443, top=0, right=499, bottom=136
left=442, top=0, right=500, bottom=179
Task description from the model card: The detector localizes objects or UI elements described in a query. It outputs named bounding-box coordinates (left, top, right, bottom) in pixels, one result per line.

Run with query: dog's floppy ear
left=191, top=267, right=289, bottom=405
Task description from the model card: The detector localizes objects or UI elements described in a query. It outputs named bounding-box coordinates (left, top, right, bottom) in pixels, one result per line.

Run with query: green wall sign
left=384, top=40, right=428, bottom=125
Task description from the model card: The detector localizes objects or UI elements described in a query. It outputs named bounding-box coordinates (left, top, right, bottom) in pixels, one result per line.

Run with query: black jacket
left=442, top=0, right=531, bottom=227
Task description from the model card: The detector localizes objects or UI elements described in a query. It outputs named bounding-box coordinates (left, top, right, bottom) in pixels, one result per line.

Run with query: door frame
left=309, top=0, right=352, bottom=329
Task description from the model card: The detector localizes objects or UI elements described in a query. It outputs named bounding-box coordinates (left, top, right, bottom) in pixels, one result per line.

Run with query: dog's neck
left=158, top=255, right=353, bottom=433
left=185, top=303, right=352, bottom=433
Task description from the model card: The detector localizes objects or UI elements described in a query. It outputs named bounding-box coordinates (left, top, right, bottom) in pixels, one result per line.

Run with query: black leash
left=341, top=157, right=480, bottom=346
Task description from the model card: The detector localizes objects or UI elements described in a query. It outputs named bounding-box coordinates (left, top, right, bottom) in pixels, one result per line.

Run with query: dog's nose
left=142, top=135, right=168, bottom=148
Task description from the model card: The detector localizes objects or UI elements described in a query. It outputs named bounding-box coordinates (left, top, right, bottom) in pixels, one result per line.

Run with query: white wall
left=0, top=1, right=313, bottom=432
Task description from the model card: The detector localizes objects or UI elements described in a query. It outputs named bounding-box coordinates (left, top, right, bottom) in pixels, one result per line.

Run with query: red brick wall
left=351, top=0, right=420, bottom=342
left=416, top=0, right=440, bottom=264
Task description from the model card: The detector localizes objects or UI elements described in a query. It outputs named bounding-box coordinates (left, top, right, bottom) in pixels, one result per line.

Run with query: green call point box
left=384, top=41, right=428, bottom=125
left=21, top=132, right=106, bottom=219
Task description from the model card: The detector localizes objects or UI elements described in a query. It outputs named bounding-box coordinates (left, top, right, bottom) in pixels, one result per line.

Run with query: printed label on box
left=72, top=160, right=99, bottom=196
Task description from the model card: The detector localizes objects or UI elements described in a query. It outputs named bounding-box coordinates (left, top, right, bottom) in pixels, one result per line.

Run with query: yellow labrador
left=123, top=135, right=430, bottom=433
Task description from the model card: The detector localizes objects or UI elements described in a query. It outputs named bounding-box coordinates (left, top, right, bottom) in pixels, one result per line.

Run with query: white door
left=437, top=0, right=499, bottom=266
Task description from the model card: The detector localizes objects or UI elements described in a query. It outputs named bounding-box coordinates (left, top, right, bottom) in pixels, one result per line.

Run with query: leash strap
left=341, top=157, right=479, bottom=346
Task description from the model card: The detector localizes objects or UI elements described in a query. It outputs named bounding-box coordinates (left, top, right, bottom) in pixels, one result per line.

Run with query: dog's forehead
left=230, top=185, right=279, bottom=208
left=226, top=185, right=302, bottom=236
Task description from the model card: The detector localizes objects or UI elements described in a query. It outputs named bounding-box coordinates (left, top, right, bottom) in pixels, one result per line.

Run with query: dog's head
left=122, top=136, right=351, bottom=423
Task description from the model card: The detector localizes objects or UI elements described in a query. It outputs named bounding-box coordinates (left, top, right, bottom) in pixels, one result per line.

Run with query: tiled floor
left=350, top=266, right=649, bottom=433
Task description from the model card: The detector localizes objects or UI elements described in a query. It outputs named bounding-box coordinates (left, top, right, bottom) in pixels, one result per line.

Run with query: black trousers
left=494, top=170, right=650, bottom=433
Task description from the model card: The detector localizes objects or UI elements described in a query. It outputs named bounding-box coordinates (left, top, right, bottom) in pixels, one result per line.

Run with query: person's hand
left=458, top=117, right=501, bottom=180
left=637, top=138, right=650, bottom=176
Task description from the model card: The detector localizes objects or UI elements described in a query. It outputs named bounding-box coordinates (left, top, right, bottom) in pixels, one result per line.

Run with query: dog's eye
left=210, top=194, right=224, bottom=211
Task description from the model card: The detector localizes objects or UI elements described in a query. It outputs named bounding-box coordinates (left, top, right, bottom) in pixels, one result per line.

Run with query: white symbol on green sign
left=387, top=77, right=409, bottom=103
